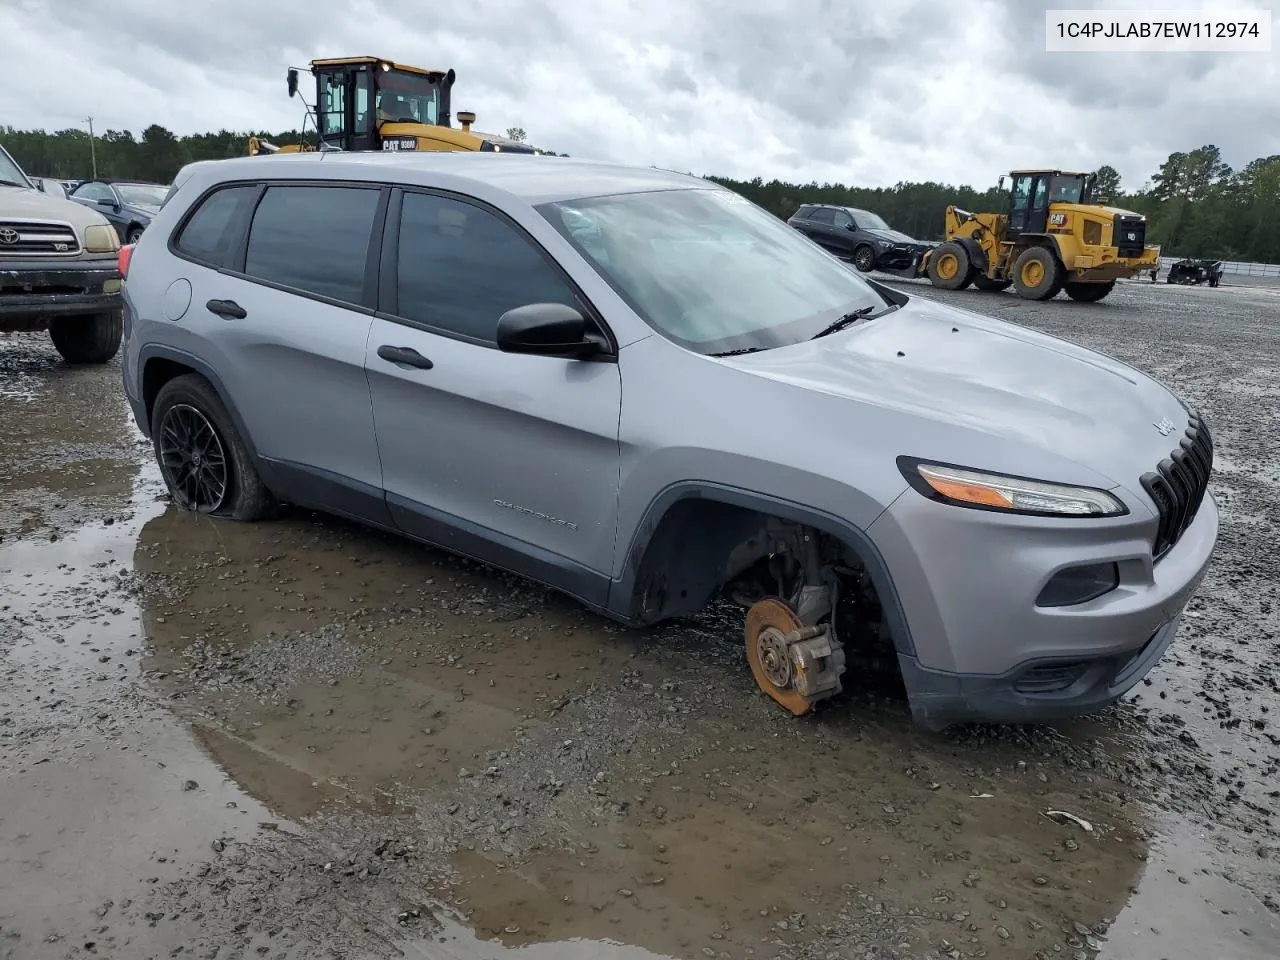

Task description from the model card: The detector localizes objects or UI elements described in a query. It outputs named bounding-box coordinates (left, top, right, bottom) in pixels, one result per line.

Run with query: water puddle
left=1100, top=817, right=1280, bottom=959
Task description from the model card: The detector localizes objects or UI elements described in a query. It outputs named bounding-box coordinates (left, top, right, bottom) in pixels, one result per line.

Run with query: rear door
left=170, top=180, right=388, bottom=517
left=364, top=188, right=622, bottom=601
left=801, top=207, right=835, bottom=248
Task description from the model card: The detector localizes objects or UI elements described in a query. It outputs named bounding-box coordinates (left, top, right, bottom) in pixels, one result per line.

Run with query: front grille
left=1113, top=214, right=1146, bottom=258
left=1140, top=412, right=1213, bottom=560
left=0, top=219, right=82, bottom=256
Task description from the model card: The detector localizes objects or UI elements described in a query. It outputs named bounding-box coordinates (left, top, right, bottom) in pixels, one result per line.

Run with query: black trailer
left=1166, top=258, right=1224, bottom=287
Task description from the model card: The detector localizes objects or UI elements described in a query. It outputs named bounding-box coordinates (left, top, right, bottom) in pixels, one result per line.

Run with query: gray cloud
left=1, top=0, right=1275, bottom=193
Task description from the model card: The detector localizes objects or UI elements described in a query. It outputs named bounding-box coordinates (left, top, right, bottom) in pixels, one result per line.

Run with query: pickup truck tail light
left=119, top=243, right=134, bottom=280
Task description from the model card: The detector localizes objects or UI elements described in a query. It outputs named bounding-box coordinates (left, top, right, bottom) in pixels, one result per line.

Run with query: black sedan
left=68, top=179, right=169, bottom=244
left=786, top=203, right=933, bottom=275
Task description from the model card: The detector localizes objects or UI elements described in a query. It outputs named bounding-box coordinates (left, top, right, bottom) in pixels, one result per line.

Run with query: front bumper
left=0, top=256, right=121, bottom=326
left=869, top=244, right=930, bottom=277
left=869, top=482, right=1219, bottom=729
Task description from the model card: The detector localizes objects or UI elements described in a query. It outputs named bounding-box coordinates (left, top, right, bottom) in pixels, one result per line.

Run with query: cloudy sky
left=2, top=0, right=1276, bottom=191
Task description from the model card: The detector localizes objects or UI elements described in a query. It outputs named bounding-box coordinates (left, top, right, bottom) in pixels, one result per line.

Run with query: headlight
left=84, top=224, right=120, bottom=253
left=900, top=459, right=1127, bottom=517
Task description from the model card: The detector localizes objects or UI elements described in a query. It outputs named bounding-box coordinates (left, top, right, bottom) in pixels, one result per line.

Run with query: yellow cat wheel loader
left=903, top=170, right=1160, bottom=302
left=247, top=56, right=536, bottom=157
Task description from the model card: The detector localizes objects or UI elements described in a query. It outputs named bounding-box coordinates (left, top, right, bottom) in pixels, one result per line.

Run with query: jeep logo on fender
left=1153, top=416, right=1176, bottom=436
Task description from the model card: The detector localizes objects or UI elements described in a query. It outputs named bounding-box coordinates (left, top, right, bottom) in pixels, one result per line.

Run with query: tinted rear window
left=244, top=185, right=380, bottom=305
left=173, top=185, right=259, bottom=268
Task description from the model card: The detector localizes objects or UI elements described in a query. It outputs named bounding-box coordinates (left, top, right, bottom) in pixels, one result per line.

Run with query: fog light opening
left=1036, top=562, right=1120, bottom=607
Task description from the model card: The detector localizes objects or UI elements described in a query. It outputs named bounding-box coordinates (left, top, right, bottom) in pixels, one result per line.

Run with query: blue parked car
left=68, top=178, right=169, bottom=244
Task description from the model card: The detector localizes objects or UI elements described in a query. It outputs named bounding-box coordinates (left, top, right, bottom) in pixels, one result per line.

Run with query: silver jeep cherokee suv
left=120, top=152, right=1218, bottom=730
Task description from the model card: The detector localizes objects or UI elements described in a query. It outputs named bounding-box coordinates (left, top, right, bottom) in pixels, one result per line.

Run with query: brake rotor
left=744, top=597, right=818, bottom=716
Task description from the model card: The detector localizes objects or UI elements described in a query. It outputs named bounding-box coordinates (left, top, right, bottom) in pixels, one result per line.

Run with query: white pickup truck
left=0, top=142, right=123, bottom=363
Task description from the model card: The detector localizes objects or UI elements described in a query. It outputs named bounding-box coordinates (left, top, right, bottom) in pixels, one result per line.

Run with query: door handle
left=377, top=345, right=434, bottom=370
left=206, top=298, right=247, bottom=320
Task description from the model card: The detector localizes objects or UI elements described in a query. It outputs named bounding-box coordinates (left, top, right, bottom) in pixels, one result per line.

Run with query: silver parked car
left=119, top=152, right=1219, bottom=730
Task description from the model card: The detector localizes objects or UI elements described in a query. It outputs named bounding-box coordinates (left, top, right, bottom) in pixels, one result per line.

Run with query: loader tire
left=1064, top=281, right=1115, bottom=302
left=1011, top=246, right=1062, bottom=300
left=926, top=241, right=974, bottom=290
left=972, top=274, right=1012, bottom=292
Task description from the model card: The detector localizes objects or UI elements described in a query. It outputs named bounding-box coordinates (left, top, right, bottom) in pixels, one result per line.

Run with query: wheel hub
left=158, top=402, right=229, bottom=513
left=744, top=598, right=847, bottom=716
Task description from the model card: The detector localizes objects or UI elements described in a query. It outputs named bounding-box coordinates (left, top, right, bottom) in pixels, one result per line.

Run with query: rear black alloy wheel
left=158, top=403, right=229, bottom=512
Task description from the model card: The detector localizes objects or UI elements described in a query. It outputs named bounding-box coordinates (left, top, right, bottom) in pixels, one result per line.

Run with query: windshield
left=539, top=188, right=890, bottom=355
left=853, top=209, right=890, bottom=231
left=1047, top=174, right=1087, bottom=204
left=376, top=70, right=441, bottom=125
left=0, top=146, right=32, bottom=188
left=116, top=182, right=169, bottom=206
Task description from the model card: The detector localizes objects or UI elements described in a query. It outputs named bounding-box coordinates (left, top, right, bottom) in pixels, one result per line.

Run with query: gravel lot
left=1, top=276, right=1277, bottom=960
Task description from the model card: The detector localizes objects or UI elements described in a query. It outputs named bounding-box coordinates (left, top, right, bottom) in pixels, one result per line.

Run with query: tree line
left=3, top=124, right=1277, bottom=263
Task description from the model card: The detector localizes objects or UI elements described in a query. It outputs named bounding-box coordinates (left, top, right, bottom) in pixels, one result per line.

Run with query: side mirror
left=96, top=197, right=118, bottom=209
left=287, top=68, right=299, bottom=98
left=34, top=180, right=45, bottom=192
left=495, top=303, right=604, bottom=358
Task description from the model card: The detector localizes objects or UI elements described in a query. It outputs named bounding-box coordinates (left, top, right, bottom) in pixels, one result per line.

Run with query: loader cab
left=302, top=57, right=457, bottom=152
left=1005, top=170, right=1095, bottom=239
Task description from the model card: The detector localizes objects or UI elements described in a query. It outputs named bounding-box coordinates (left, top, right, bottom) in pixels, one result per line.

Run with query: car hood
left=866, top=228, right=925, bottom=245
left=1, top=185, right=109, bottom=230
left=729, top=295, right=1189, bottom=489
left=123, top=201, right=161, bottom=219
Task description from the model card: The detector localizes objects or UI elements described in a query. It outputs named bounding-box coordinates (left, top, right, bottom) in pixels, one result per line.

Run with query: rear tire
left=851, top=244, right=876, bottom=273
left=1011, top=246, right=1063, bottom=300
left=126, top=225, right=144, bottom=245
left=1064, top=280, right=1115, bottom=302
left=151, top=373, right=277, bottom=522
left=926, top=241, right=974, bottom=290
left=972, top=274, right=1012, bottom=292
left=48, top=310, right=123, bottom=364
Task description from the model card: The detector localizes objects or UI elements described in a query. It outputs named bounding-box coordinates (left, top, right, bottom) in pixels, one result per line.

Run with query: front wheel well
left=624, top=496, right=905, bottom=664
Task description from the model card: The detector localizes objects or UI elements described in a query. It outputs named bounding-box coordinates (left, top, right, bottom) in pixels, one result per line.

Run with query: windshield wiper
left=0, top=178, right=27, bottom=188
left=810, top=303, right=900, bottom=340
left=710, top=346, right=766, bottom=357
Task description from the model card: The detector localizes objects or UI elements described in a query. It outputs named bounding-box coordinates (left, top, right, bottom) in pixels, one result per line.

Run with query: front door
left=1007, top=173, right=1050, bottom=239
left=365, top=189, right=622, bottom=604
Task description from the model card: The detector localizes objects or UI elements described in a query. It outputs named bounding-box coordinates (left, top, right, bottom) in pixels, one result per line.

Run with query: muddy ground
left=2, top=277, right=1278, bottom=960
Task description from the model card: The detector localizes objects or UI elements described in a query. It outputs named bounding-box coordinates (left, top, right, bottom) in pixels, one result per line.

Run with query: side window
left=319, top=74, right=347, bottom=139
left=173, top=184, right=259, bottom=268
left=1030, top=177, right=1049, bottom=211
left=244, top=185, right=380, bottom=304
left=74, top=182, right=112, bottom=202
left=1011, top=175, right=1033, bottom=212
left=832, top=210, right=853, bottom=229
left=395, top=192, right=578, bottom=344
left=353, top=71, right=372, bottom=136
left=809, top=208, right=835, bottom=225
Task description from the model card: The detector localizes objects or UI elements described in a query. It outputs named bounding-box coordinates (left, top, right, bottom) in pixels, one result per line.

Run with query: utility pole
left=83, top=116, right=97, bottom=179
